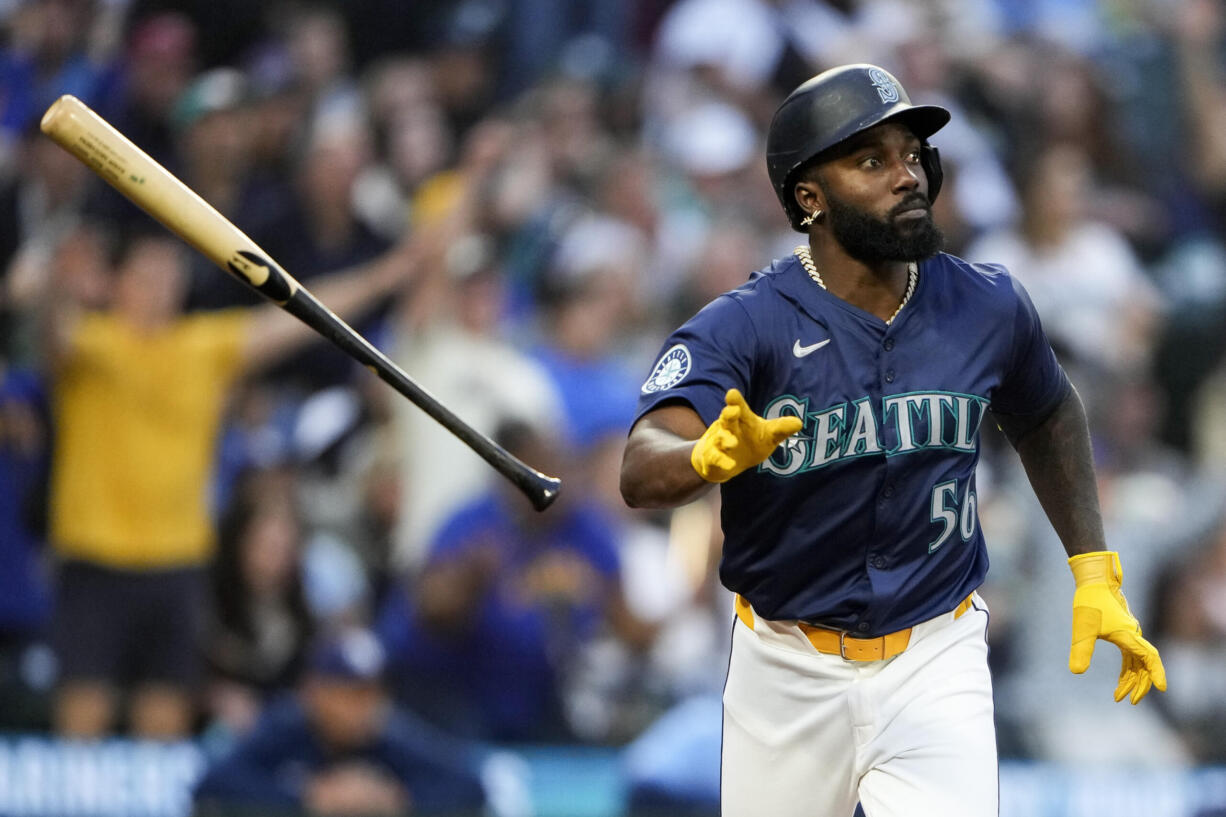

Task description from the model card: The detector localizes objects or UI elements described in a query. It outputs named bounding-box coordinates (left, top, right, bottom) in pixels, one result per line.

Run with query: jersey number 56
left=929, top=479, right=977, bottom=553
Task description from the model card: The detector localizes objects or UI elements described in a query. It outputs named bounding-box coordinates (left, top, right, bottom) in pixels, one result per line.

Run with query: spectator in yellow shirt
left=45, top=225, right=417, bottom=740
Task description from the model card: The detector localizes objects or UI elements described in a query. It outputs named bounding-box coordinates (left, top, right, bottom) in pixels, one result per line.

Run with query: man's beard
left=821, top=186, right=945, bottom=263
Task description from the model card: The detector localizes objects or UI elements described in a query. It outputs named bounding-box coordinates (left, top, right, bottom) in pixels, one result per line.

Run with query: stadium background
left=2, top=0, right=1226, bottom=814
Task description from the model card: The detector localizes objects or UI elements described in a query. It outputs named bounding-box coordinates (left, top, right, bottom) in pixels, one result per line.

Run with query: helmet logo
left=868, top=68, right=900, bottom=103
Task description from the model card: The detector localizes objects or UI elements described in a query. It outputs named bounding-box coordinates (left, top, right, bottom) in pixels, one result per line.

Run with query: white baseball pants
left=721, top=594, right=997, bottom=817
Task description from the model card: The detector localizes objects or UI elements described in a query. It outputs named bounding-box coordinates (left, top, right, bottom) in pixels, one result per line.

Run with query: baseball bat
left=40, top=95, right=561, bottom=511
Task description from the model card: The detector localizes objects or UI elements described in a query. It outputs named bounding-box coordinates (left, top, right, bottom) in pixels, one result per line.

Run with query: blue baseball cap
left=171, top=67, right=249, bottom=131
left=307, top=629, right=387, bottom=682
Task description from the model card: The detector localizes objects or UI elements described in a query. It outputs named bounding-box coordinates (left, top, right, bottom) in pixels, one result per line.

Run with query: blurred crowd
left=3, top=0, right=1226, bottom=813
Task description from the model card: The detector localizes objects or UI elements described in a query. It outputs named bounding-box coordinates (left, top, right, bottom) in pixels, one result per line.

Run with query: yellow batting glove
left=1068, top=551, right=1167, bottom=704
left=690, top=389, right=803, bottom=483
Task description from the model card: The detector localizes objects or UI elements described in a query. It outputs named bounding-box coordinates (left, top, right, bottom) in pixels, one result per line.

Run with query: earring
left=800, top=209, right=821, bottom=227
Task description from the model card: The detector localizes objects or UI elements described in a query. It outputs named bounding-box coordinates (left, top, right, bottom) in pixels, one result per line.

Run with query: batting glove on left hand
left=1068, top=550, right=1167, bottom=704
left=690, top=389, right=802, bottom=483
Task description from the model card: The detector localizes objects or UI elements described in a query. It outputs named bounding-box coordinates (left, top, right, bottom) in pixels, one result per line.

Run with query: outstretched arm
left=621, top=403, right=712, bottom=509
left=621, top=390, right=801, bottom=509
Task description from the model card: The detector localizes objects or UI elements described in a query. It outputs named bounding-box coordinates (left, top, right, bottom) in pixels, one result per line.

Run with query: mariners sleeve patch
left=642, top=344, right=692, bottom=393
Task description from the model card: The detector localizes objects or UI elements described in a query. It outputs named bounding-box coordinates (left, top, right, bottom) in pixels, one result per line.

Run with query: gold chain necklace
left=794, top=245, right=917, bottom=325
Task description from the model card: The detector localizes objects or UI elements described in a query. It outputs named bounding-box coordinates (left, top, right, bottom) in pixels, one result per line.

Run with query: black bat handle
left=281, top=286, right=562, bottom=511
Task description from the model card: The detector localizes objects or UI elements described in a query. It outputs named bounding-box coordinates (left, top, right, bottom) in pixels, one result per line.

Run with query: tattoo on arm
left=996, top=387, right=1106, bottom=558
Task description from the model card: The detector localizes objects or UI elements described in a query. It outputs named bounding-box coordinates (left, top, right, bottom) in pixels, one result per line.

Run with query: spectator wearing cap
left=193, top=627, right=488, bottom=817
left=377, top=419, right=651, bottom=742
left=167, top=67, right=294, bottom=311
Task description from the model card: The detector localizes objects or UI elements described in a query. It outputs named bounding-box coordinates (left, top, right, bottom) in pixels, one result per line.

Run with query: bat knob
left=529, top=473, right=563, bottom=512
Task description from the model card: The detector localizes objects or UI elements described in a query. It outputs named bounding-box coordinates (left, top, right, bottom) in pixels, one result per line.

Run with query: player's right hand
left=690, top=389, right=802, bottom=483
left=1067, top=550, right=1167, bottom=704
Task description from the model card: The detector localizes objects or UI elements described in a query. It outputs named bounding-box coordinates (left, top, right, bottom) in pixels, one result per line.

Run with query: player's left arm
left=995, top=388, right=1167, bottom=704
left=995, top=387, right=1104, bottom=560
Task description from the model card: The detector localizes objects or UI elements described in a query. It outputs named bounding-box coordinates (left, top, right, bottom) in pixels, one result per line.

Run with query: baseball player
left=620, top=64, right=1167, bottom=817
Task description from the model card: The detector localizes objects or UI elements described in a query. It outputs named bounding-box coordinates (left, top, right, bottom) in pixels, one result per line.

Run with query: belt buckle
left=839, top=630, right=851, bottom=659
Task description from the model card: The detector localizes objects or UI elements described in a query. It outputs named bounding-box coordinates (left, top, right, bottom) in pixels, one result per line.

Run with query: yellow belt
left=734, top=593, right=975, bottom=662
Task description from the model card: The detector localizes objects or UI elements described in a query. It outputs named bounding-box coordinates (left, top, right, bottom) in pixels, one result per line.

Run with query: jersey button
left=883, top=338, right=895, bottom=351
left=856, top=622, right=871, bottom=633
left=872, top=555, right=887, bottom=569
left=884, top=369, right=895, bottom=383
left=882, top=483, right=895, bottom=498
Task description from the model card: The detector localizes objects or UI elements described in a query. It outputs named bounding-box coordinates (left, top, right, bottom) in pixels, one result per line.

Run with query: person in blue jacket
left=193, top=627, right=488, bottom=816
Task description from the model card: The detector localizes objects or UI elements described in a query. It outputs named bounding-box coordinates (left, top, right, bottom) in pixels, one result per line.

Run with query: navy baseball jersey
left=634, top=251, right=1069, bottom=635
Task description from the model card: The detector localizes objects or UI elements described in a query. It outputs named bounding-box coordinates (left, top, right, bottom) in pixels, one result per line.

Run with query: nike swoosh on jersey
left=793, top=338, right=831, bottom=357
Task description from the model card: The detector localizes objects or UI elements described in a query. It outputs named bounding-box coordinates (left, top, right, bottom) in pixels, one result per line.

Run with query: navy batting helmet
left=766, top=64, right=951, bottom=232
